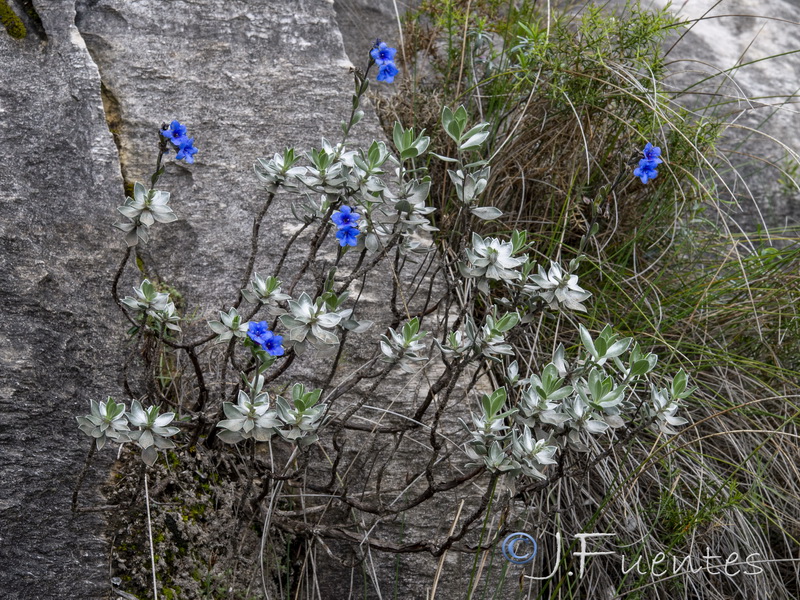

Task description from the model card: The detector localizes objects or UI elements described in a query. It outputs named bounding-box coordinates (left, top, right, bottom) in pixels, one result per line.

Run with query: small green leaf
left=470, top=206, right=502, bottom=220
left=579, top=325, right=597, bottom=358
left=459, top=130, right=489, bottom=151
left=489, top=387, right=507, bottom=415
left=630, top=359, right=652, bottom=377
left=672, top=369, right=687, bottom=397
left=350, top=109, right=364, bottom=127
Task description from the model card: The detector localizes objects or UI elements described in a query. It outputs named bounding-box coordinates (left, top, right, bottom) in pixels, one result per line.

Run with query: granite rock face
left=333, top=0, right=413, bottom=70
left=72, top=0, right=374, bottom=307
left=650, top=0, right=800, bottom=229
left=2, top=0, right=475, bottom=598
left=0, top=1, right=124, bottom=599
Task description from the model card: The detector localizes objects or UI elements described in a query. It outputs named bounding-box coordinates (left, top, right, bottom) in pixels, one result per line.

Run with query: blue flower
left=633, top=143, right=663, bottom=183
left=260, top=330, right=285, bottom=356
left=332, top=205, right=360, bottom=228
left=634, top=158, right=659, bottom=184
left=377, top=62, right=399, bottom=83
left=176, top=138, right=198, bottom=164
left=248, top=321, right=270, bottom=345
left=642, top=142, right=663, bottom=165
left=370, top=41, right=397, bottom=65
left=336, top=225, right=360, bottom=247
left=162, top=120, right=189, bottom=146
left=247, top=321, right=285, bottom=356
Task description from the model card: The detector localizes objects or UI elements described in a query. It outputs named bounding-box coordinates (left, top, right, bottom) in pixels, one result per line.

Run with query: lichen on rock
left=0, top=0, right=27, bottom=39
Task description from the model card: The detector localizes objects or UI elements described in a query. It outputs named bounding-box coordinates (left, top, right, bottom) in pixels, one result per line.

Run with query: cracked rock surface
left=0, top=1, right=123, bottom=599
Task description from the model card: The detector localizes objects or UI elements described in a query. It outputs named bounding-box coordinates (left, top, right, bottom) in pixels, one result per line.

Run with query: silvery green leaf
left=121, top=297, right=140, bottom=310
left=252, top=426, right=274, bottom=442
left=342, top=319, right=373, bottom=333
left=430, top=152, right=458, bottom=163
left=399, top=362, right=418, bottom=374
left=579, top=325, right=597, bottom=359
left=311, top=326, right=339, bottom=346
left=457, top=262, right=475, bottom=278
left=539, top=410, right=570, bottom=426
left=459, top=130, right=489, bottom=150
left=141, top=445, right=158, bottom=466
left=380, top=340, right=396, bottom=358
left=133, top=181, right=147, bottom=201
left=297, top=434, right=318, bottom=447
left=585, top=420, right=609, bottom=434
left=128, top=401, right=147, bottom=427
left=316, top=312, right=342, bottom=328
left=117, top=205, right=141, bottom=219
left=126, top=227, right=141, bottom=247
left=217, top=418, right=244, bottom=432
left=470, top=206, right=503, bottom=220
left=671, top=369, right=688, bottom=398
left=218, top=429, right=245, bottom=444
left=139, top=211, right=155, bottom=227
left=547, top=386, right=574, bottom=401
left=288, top=326, right=308, bottom=342
left=153, top=435, right=176, bottom=449
left=207, top=320, right=229, bottom=334
left=151, top=207, right=178, bottom=224
left=630, top=359, right=653, bottom=377
left=113, top=220, right=135, bottom=234
left=606, top=338, right=632, bottom=358
left=279, top=428, right=302, bottom=441
left=138, top=429, right=154, bottom=448
left=279, top=315, right=303, bottom=330
left=113, top=219, right=141, bottom=246
left=592, top=381, right=617, bottom=407
left=656, top=423, right=676, bottom=435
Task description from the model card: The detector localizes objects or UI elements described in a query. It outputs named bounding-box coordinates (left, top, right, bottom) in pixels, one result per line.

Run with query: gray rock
left=334, top=0, right=413, bottom=70
left=649, top=0, right=800, bottom=229
left=0, top=1, right=124, bottom=599
left=72, top=0, right=402, bottom=311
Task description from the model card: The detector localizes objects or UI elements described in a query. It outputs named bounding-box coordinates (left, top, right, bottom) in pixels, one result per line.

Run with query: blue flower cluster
left=161, top=120, right=198, bottom=164
left=332, top=205, right=360, bottom=247
left=247, top=321, right=284, bottom=356
left=633, top=142, right=662, bottom=184
left=371, top=40, right=399, bottom=84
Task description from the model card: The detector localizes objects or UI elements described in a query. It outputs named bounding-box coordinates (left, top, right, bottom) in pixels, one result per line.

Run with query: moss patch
left=0, top=0, right=26, bottom=39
